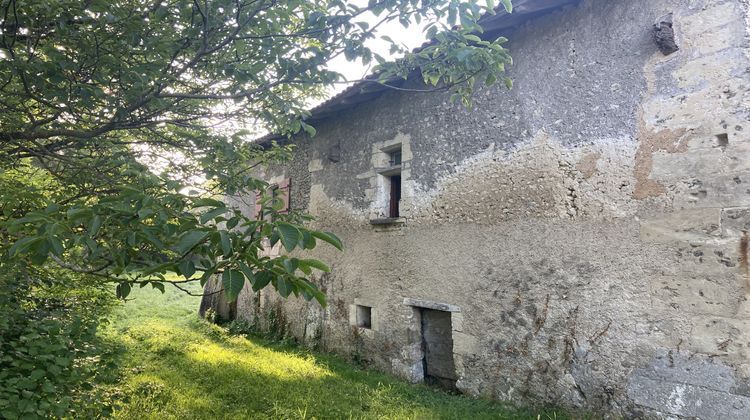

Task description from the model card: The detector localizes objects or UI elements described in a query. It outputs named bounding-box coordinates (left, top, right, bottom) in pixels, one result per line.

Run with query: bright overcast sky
left=322, top=5, right=433, bottom=98
left=217, top=6, right=436, bottom=134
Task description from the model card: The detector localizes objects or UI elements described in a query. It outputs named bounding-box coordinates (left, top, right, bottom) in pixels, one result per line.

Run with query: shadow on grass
left=103, top=317, right=566, bottom=420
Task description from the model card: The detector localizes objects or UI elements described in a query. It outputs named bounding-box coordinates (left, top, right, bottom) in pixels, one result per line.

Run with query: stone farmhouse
left=203, top=0, right=750, bottom=416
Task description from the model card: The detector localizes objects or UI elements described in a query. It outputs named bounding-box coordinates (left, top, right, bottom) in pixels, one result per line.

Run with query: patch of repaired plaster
left=407, top=131, right=639, bottom=223
left=576, top=152, right=601, bottom=179
left=632, top=120, right=689, bottom=200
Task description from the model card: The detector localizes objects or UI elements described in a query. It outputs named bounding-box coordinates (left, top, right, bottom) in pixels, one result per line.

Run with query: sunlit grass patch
left=102, top=284, right=566, bottom=419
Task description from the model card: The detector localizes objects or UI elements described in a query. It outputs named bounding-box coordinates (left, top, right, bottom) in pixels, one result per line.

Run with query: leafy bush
left=0, top=271, right=116, bottom=418
left=0, top=157, right=120, bottom=418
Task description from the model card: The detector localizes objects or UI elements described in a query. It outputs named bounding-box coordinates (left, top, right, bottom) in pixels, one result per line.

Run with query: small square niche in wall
left=356, top=305, right=372, bottom=329
left=714, top=133, right=729, bottom=150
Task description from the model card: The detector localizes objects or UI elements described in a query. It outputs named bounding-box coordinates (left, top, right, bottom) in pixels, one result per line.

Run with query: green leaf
left=47, top=236, right=64, bottom=257
left=456, top=48, right=472, bottom=62
left=116, top=282, right=131, bottom=299
left=426, top=25, right=438, bottom=40
left=310, top=231, right=343, bottom=251
left=281, top=258, right=298, bottom=274
left=238, top=261, right=255, bottom=284
left=501, top=0, right=512, bottom=13
left=219, top=230, right=232, bottom=257
left=222, top=269, right=245, bottom=302
left=192, top=198, right=225, bottom=208
left=89, top=215, right=103, bottom=236
left=299, top=259, right=331, bottom=273
left=151, top=282, right=165, bottom=293
left=9, top=213, right=47, bottom=228
left=269, top=230, right=281, bottom=247
left=8, top=236, right=43, bottom=257
left=83, top=237, right=98, bottom=254
left=301, top=231, right=317, bottom=249
left=200, top=207, right=228, bottom=224
left=137, top=208, right=155, bottom=219
left=504, top=76, right=513, bottom=89
left=126, top=231, right=137, bottom=246
left=178, top=259, right=196, bottom=279
left=298, top=263, right=312, bottom=275
left=300, top=121, right=317, bottom=136
left=276, top=276, right=292, bottom=297
left=313, top=289, right=327, bottom=307
left=66, top=207, right=92, bottom=222
left=29, top=369, right=45, bottom=381
left=276, top=222, right=302, bottom=252
left=252, top=271, right=273, bottom=291
left=176, top=230, right=207, bottom=254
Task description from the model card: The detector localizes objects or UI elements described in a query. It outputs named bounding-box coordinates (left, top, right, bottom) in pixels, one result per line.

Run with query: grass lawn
left=102, top=284, right=565, bottom=419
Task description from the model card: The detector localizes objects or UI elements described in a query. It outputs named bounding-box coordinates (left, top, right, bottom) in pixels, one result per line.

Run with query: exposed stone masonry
left=208, top=0, right=750, bottom=417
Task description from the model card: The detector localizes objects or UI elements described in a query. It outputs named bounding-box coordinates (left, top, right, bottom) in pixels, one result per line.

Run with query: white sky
left=210, top=7, right=435, bottom=135
left=322, top=6, right=433, bottom=98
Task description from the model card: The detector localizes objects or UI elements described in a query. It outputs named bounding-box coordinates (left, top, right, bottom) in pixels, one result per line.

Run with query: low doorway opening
left=419, top=308, right=457, bottom=391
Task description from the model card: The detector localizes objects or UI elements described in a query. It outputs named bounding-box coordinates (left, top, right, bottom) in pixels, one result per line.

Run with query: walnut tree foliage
left=0, top=0, right=513, bottom=304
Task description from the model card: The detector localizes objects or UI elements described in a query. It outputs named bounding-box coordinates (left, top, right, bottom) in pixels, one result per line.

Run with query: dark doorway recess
left=420, top=308, right=457, bottom=391
left=389, top=175, right=401, bottom=218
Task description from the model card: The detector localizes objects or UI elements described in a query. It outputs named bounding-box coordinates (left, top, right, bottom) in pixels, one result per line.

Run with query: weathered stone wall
left=227, top=0, right=750, bottom=417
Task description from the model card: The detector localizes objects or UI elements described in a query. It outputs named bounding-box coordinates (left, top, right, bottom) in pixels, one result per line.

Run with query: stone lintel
left=403, top=298, right=461, bottom=312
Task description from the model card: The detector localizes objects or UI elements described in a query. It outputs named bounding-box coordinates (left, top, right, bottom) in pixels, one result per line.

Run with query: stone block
left=453, top=332, right=479, bottom=355
left=631, top=352, right=736, bottom=392
left=640, top=208, right=721, bottom=244
left=649, top=276, right=737, bottom=316
left=722, top=207, right=750, bottom=236
left=451, top=312, right=464, bottom=332
left=348, top=304, right=356, bottom=326
left=650, top=141, right=750, bottom=181
left=307, top=158, right=324, bottom=173
left=689, top=316, right=750, bottom=358
left=681, top=2, right=746, bottom=55
left=674, top=175, right=750, bottom=209
left=627, top=375, right=750, bottom=418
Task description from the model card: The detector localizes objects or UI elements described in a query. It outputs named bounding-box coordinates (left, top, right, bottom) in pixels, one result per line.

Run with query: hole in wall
left=714, top=133, right=729, bottom=150
left=653, top=13, right=679, bottom=55
left=328, top=142, right=341, bottom=162
left=355, top=305, right=372, bottom=329
left=690, top=190, right=708, bottom=199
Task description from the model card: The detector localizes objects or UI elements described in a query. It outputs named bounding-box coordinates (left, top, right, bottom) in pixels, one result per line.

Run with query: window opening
left=389, top=175, right=401, bottom=218
left=374, top=144, right=404, bottom=223
left=356, top=305, right=372, bottom=329
left=389, top=149, right=402, bottom=166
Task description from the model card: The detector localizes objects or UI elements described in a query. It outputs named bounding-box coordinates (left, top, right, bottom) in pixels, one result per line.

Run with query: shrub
left=0, top=271, right=116, bottom=418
